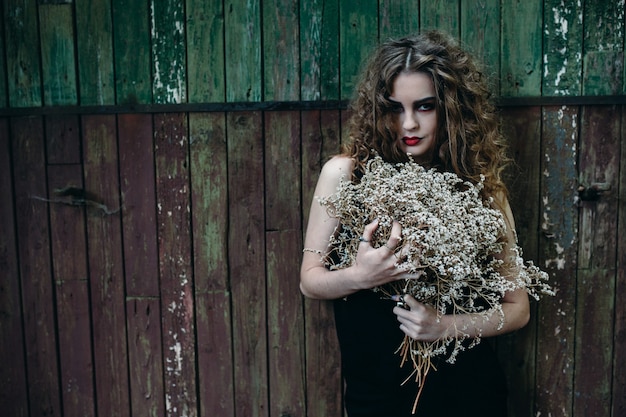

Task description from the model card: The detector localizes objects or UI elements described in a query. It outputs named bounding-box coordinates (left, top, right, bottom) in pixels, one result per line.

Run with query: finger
left=360, top=218, right=379, bottom=242
left=401, top=294, right=421, bottom=310
left=386, top=221, right=403, bottom=250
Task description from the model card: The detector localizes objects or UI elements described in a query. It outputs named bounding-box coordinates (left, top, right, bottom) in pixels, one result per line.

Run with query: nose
left=403, top=112, right=418, bottom=132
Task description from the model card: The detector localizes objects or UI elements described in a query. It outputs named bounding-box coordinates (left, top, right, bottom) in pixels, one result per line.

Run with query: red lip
left=403, top=137, right=421, bottom=146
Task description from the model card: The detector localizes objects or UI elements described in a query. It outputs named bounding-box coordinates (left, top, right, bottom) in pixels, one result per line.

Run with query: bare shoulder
left=319, top=155, right=354, bottom=181
left=313, top=155, right=355, bottom=200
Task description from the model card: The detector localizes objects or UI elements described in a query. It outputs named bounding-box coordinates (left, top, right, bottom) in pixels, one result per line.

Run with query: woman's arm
left=393, top=194, right=530, bottom=340
left=300, top=156, right=414, bottom=300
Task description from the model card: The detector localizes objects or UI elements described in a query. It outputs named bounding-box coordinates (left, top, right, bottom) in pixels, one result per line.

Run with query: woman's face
left=388, top=71, right=438, bottom=164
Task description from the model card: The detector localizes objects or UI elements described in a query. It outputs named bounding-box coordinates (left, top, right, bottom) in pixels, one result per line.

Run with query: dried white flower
left=317, top=155, right=553, bottom=404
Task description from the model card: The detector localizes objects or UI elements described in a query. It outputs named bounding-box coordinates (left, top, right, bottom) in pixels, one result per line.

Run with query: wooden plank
left=47, top=163, right=95, bottom=417
left=38, top=4, right=78, bottom=105
left=419, top=0, right=460, bottom=37
left=118, top=114, right=159, bottom=297
left=82, top=115, right=130, bottom=417
left=340, top=1, right=378, bottom=100
left=0, top=14, right=8, bottom=107
left=614, top=105, right=626, bottom=417
left=320, top=0, right=340, bottom=100
left=573, top=106, right=620, bottom=417
left=151, top=0, right=186, bottom=104
left=225, top=0, right=261, bottom=101
left=500, top=0, right=543, bottom=96
left=582, top=0, right=624, bottom=95
left=4, top=0, right=42, bottom=106
left=461, top=0, right=500, bottom=95
left=379, top=0, right=419, bottom=40
left=265, top=111, right=301, bottom=230
left=300, top=0, right=340, bottom=101
left=154, top=113, right=197, bottom=417
left=267, top=230, right=306, bottom=417
left=542, top=0, right=583, bottom=96
left=112, top=0, right=152, bottom=104
left=499, top=107, right=542, bottom=417
left=0, top=118, right=29, bottom=417
left=301, top=109, right=342, bottom=416
left=75, top=0, right=115, bottom=105
left=45, top=115, right=81, bottom=165
left=118, top=114, right=164, bottom=416
left=535, top=106, right=579, bottom=416
left=186, top=0, right=225, bottom=103
left=300, top=0, right=322, bottom=100
left=227, top=112, right=267, bottom=416
left=126, top=298, right=166, bottom=417
left=263, top=0, right=300, bottom=101
left=12, top=116, right=62, bottom=416
left=188, top=112, right=234, bottom=417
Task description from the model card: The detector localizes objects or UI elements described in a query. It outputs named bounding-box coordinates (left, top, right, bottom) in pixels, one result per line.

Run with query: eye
left=390, top=104, right=404, bottom=114
left=416, top=101, right=435, bottom=112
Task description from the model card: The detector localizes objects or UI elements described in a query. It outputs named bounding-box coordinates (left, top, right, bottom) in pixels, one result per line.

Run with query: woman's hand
left=392, top=295, right=450, bottom=342
left=351, top=219, right=412, bottom=288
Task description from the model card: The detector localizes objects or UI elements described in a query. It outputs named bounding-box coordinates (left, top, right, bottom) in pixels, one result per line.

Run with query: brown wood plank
left=47, top=163, right=95, bottom=417
left=0, top=118, right=29, bottom=417
left=12, top=116, right=62, bottom=416
left=536, top=106, right=579, bottom=416
left=265, top=111, right=301, bottom=231
left=267, top=229, right=306, bottom=416
left=118, top=114, right=159, bottom=297
left=614, top=105, right=626, bottom=417
left=499, top=106, right=542, bottom=417
left=117, top=114, right=165, bottom=417
left=82, top=115, right=131, bottom=417
left=301, top=109, right=343, bottom=416
left=227, top=111, right=268, bottom=416
left=154, top=113, right=197, bottom=417
left=126, top=298, right=165, bottom=417
left=45, top=115, right=81, bottom=165
left=188, top=112, right=235, bottom=416
left=574, top=106, right=620, bottom=417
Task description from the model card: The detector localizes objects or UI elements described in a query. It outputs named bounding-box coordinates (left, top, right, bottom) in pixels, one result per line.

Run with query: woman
left=300, top=31, right=530, bottom=416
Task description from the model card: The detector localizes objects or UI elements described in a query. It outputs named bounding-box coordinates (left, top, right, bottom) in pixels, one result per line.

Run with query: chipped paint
left=543, top=1, right=583, bottom=95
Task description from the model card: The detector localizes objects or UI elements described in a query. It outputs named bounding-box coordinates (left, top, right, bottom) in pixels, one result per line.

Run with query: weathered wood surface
left=501, top=0, right=543, bottom=97
left=500, top=107, right=542, bottom=417
left=615, top=106, right=626, bottom=417
left=0, top=119, right=28, bottom=417
left=75, top=0, right=115, bottom=105
left=82, top=115, right=130, bottom=416
left=574, top=106, right=620, bottom=417
left=536, top=106, right=579, bottom=416
left=1, top=103, right=625, bottom=417
left=111, top=0, right=151, bottom=104
left=1, top=1, right=624, bottom=107
left=39, top=4, right=77, bottom=105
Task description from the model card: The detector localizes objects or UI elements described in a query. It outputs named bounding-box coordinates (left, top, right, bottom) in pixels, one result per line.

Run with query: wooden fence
left=1, top=0, right=625, bottom=416
left=1, top=103, right=625, bottom=417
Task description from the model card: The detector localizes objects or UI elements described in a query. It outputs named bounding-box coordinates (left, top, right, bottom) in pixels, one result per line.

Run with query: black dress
left=334, top=289, right=508, bottom=417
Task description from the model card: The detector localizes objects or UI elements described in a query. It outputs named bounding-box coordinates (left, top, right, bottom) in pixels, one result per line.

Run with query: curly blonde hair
left=344, top=30, right=509, bottom=198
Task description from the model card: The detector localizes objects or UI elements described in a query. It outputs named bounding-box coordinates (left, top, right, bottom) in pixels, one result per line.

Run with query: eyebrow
left=388, top=96, right=436, bottom=106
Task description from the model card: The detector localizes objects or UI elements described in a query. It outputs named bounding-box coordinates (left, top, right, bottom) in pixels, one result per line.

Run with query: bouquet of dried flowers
left=317, top=155, right=553, bottom=411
